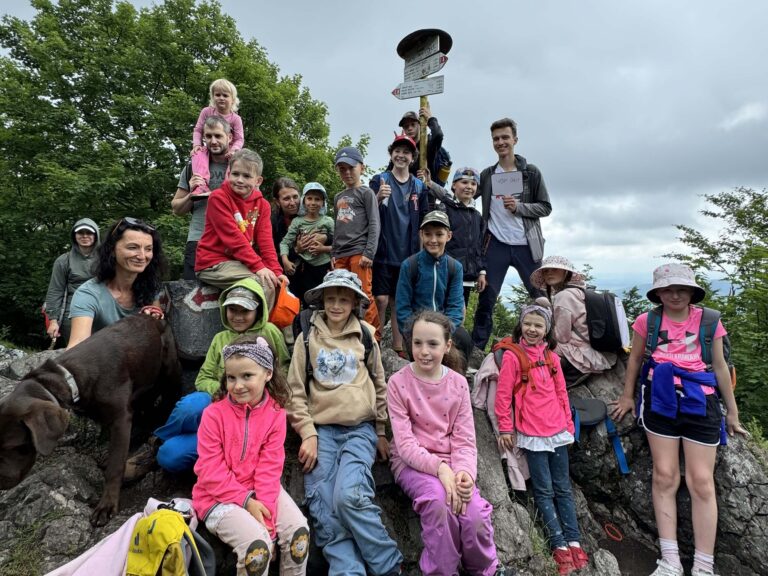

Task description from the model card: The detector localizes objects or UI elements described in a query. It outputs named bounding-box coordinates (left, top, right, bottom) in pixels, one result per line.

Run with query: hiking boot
left=123, top=443, right=157, bottom=483
left=553, top=548, right=576, bottom=575
left=649, top=558, right=684, bottom=576
left=691, top=569, right=720, bottom=576
left=569, top=546, right=589, bottom=570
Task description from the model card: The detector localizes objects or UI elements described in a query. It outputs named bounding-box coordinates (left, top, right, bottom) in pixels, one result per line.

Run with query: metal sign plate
left=404, top=53, right=447, bottom=82
left=392, top=76, right=445, bottom=100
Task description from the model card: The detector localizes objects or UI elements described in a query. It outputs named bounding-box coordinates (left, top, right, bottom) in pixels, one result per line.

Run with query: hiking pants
left=197, top=260, right=276, bottom=312
left=155, top=391, right=211, bottom=473
left=205, top=487, right=309, bottom=576
left=397, top=466, right=498, bottom=576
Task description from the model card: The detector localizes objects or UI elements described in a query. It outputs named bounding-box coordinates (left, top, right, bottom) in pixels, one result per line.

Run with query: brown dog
left=0, top=314, right=180, bottom=525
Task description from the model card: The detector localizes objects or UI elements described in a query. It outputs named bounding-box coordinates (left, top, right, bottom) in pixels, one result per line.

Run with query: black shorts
left=639, top=380, right=723, bottom=446
left=372, top=263, right=401, bottom=297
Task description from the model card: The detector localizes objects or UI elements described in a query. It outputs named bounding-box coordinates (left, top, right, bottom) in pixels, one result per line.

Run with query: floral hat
left=529, top=255, right=586, bottom=290
left=646, top=263, right=705, bottom=304
left=304, top=269, right=370, bottom=308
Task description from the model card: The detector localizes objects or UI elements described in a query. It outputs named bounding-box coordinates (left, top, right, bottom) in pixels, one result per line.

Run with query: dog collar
left=58, top=364, right=80, bottom=404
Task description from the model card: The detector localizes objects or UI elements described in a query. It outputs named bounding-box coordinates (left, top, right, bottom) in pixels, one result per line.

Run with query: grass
left=1, top=510, right=68, bottom=576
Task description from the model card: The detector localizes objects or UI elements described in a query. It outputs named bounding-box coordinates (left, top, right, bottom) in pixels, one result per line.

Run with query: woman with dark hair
left=271, top=177, right=301, bottom=256
left=67, top=217, right=167, bottom=348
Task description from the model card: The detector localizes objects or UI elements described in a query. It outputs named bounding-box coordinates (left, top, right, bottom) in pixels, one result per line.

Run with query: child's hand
left=190, top=145, right=204, bottom=156
left=437, top=462, right=461, bottom=515
left=419, top=105, right=432, bottom=120
left=376, top=435, right=391, bottom=462
left=377, top=181, right=391, bottom=204
left=298, top=436, right=318, bottom=472
left=498, top=433, right=516, bottom=451
left=225, top=150, right=233, bottom=159
left=455, top=471, right=474, bottom=508
left=246, top=498, right=272, bottom=528
left=416, top=168, right=431, bottom=185
left=282, top=257, right=296, bottom=275
left=610, top=395, right=636, bottom=421
left=277, top=274, right=290, bottom=286
left=726, top=412, right=750, bottom=437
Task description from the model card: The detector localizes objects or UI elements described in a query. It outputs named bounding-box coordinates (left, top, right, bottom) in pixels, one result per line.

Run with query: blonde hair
left=230, top=149, right=263, bottom=176
left=208, top=78, right=240, bottom=113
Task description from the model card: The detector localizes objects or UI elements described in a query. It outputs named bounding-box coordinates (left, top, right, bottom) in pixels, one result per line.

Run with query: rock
left=4, top=349, right=64, bottom=380
left=0, top=344, right=26, bottom=376
left=163, top=280, right=223, bottom=361
left=0, top=375, right=16, bottom=397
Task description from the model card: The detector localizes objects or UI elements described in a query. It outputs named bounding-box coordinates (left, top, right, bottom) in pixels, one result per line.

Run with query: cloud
left=718, top=102, right=768, bottom=131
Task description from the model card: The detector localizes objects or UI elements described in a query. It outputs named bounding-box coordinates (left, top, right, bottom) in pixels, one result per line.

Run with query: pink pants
left=204, top=487, right=309, bottom=576
left=191, top=148, right=212, bottom=190
left=398, top=466, right=499, bottom=576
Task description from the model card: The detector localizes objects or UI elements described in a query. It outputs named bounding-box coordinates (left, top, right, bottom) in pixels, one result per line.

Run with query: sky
left=2, top=0, right=767, bottom=293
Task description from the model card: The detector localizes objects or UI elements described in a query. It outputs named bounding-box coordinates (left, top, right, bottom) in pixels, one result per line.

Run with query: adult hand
left=256, top=267, right=279, bottom=288
left=307, top=239, right=324, bottom=256
left=502, top=196, right=517, bottom=212
left=190, top=145, right=204, bottom=156
left=298, top=436, right=318, bottom=472
left=377, top=181, right=391, bottom=204
left=498, top=433, right=516, bottom=452
left=419, top=105, right=432, bottom=121
left=416, top=168, right=431, bottom=185
left=437, top=462, right=461, bottom=515
left=359, top=256, right=373, bottom=268
left=188, top=175, right=206, bottom=191
left=477, top=274, right=487, bottom=293
left=610, top=395, right=636, bottom=421
left=46, top=319, right=60, bottom=339
left=376, top=436, right=391, bottom=462
left=246, top=498, right=272, bottom=528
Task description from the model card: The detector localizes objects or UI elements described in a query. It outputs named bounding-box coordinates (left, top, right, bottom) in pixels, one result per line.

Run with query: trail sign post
left=395, top=29, right=452, bottom=173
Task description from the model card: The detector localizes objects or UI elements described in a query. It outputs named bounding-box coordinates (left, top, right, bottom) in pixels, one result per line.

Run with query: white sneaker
left=691, top=568, right=719, bottom=576
left=649, top=558, right=684, bottom=576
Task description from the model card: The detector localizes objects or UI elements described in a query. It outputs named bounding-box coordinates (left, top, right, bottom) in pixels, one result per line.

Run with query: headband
left=222, top=337, right=274, bottom=371
left=520, top=304, right=552, bottom=333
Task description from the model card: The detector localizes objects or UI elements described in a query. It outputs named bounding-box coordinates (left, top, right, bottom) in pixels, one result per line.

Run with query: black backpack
left=570, top=285, right=630, bottom=353
left=431, top=146, right=453, bottom=186
left=292, top=308, right=374, bottom=395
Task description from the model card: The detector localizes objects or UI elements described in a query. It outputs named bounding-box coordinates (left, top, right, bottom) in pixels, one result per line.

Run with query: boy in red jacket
left=196, top=149, right=286, bottom=309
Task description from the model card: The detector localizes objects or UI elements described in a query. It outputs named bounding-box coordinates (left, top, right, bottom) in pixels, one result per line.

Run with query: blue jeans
left=471, top=236, right=543, bottom=349
left=304, top=422, right=402, bottom=576
left=154, top=391, right=211, bottom=473
left=524, top=445, right=581, bottom=549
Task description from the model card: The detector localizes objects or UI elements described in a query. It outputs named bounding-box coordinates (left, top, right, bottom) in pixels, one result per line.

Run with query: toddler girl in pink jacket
left=192, top=335, right=309, bottom=576
left=494, top=304, right=588, bottom=576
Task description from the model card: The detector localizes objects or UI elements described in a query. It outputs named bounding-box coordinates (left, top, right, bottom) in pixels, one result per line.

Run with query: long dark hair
left=545, top=270, right=573, bottom=300
left=271, top=177, right=299, bottom=209
left=217, top=334, right=291, bottom=407
left=512, top=308, right=558, bottom=350
left=97, top=218, right=166, bottom=307
left=410, top=310, right=466, bottom=374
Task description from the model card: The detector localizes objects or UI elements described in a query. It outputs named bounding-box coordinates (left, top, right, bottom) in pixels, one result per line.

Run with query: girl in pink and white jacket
left=192, top=335, right=309, bottom=576
left=494, top=305, right=587, bottom=576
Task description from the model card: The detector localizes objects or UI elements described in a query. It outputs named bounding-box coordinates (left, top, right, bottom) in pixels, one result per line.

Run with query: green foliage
left=622, top=285, right=652, bottom=322
left=666, top=187, right=768, bottom=429
left=0, top=0, right=346, bottom=345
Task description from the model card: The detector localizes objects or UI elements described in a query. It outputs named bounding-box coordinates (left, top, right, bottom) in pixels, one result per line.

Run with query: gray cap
left=420, top=210, right=451, bottom=229
left=304, top=269, right=370, bottom=307
left=222, top=287, right=260, bottom=311
left=334, top=147, right=364, bottom=166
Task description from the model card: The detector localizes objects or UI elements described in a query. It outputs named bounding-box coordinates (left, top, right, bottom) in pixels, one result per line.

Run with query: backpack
left=292, top=308, right=374, bottom=395
left=570, top=285, right=630, bottom=353
left=644, top=305, right=736, bottom=387
left=570, top=396, right=630, bottom=475
left=125, top=509, right=212, bottom=576
left=406, top=253, right=459, bottom=311
left=431, top=146, right=452, bottom=186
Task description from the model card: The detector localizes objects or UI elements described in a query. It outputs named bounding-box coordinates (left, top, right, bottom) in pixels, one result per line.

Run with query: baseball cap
left=398, top=111, right=419, bottom=127
left=222, top=287, right=260, bottom=311
left=74, top=224, right=97, bottom=234
left=389, top=134, right=417, bottom=154
left=452, top=167, right=481, bottom=185
left=334, top=147, right=364, bottom=166
left=420, top=210, right=451, bottom=229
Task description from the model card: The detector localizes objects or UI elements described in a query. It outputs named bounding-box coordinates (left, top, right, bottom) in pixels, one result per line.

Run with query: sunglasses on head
left=111, top=217, right=155, bottom=237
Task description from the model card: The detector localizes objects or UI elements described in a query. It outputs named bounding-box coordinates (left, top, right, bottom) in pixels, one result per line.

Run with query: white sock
left=659, top=538, right=682, bottom=568
left=568, top=541, right=581, bottom=548
left=693, top=550, right=715, bottom=573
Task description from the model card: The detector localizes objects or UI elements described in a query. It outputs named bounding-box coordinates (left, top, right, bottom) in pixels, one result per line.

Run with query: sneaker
left=569, top=546, right=589, bottom=570
left=553, top=548, right=576, bottom=575
left=649, top=558, right=684, bottom=576
left=691, top=569, right=719, bottom=576
left=190, top=184, right=211, bottom=200
left=123, top=443, right=157, bottom=483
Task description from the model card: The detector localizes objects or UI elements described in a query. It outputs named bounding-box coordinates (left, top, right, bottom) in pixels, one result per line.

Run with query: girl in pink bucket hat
left=530, top=256, right=616, bottom=387
left=612, top=263, right=748, bottom=576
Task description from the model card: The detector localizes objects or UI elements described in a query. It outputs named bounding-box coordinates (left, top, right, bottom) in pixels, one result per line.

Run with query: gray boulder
left=164, top=280, right=223, bottom=361
left=4, top=348, right=64, bottom=380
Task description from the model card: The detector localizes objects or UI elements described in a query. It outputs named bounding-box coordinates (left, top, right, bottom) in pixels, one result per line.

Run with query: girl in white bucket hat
left=530, top=255, right=616, bottom=386
left=612, top=263, right=747, bottom=576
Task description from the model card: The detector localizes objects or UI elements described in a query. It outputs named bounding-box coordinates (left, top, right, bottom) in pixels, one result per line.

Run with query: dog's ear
left=22, top=403, right=70, bottom=455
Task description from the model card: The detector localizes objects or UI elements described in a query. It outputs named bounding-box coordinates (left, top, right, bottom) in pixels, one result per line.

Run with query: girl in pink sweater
left=388, top=310, right=504, bottom=576
left=190, top=78, right=245, bottom=198
left=494, top=305, right=587, bottom=576
left=192, top=335, right=309, bottom=576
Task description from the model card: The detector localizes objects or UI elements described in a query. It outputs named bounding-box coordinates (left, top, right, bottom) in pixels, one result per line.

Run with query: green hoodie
left=194, top=278, right=290, bottom=395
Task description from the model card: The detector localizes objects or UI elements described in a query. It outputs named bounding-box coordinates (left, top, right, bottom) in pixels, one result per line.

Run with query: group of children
left=161, top=78, right=747, bottom=576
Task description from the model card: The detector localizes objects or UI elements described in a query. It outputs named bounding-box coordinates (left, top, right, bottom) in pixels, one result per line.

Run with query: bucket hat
left=304, top=269, right=370, bottom=307
left=530, top=255, right=586, bottom=290
left=647, top=263, right=705, bottom=304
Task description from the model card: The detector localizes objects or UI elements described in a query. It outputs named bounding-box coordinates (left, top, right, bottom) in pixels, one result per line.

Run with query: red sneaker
left=553, top=548, right=576, bottom=575
left=569, top=546, right=589, bottom=570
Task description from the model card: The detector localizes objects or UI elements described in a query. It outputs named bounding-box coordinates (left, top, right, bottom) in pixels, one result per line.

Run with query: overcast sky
left=3, top=0, right=767, bottom=291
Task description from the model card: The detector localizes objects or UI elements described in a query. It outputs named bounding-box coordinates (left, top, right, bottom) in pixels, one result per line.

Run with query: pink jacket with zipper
left=494, top=341, right=574, bottom=438
left=192, top=392, right=285, bottom=538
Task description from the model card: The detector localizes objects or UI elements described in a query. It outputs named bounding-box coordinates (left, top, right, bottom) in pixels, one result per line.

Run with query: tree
left=666, top=187, right=768, bottom=429
left=622, top=286, right=651, bottom=323
left=0, top=0, right=346, bottom=344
